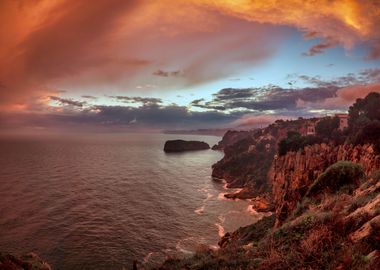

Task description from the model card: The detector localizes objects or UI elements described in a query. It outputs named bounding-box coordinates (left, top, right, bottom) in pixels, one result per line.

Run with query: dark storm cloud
left=0, top=103, right=241, bottom=131
left=81, top=95, right=98, bottom=100
left=49, top=96, right=86, bottom=107
left=92, top=104, right=239, bottom=127
left=190, top=98, right=205, bottom=105
left=110, top=96, right=162, bottom=105
left=191, top=86, right=338, bottom=112
left=358, top=68, right=380, bottom=82
left=152, top=70, right=182, bottom=77
left=297, top=69, right=380, bottom=87
left=302, top=38, right=338, bottom=56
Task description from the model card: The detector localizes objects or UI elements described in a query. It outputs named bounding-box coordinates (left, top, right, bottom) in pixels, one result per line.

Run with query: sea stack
left=164, top=140, right=210, bottom=152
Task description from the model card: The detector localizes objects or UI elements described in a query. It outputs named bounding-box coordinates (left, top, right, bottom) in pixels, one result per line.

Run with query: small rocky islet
left=163, top=140, right=210, bottom=153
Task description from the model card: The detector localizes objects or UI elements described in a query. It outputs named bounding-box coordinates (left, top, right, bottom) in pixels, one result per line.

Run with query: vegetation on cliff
left=306, top=161, right=365, bottom=197
left=278, top=131, right=321, bottom=156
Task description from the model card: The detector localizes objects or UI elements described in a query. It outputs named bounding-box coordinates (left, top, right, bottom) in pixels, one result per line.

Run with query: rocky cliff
left=160, top=155, right=380, bottom=270
left=211, top=129, right=275, bottom=199
left=211, top=118, right=314, bottom=200
left=271, top=143, right=380, bottom=227
left=160, top=114, right=380, bottom=269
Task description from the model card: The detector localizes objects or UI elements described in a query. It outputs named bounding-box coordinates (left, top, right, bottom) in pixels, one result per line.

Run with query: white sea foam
left=175, top=237, right=196, bottom=255
left=218, top=187, right=243, bottom=201
left=246, top=205, right=273, bottom=217
left=247, top=205, right=258, bottom=215
left=194, top=205, right=205, bottom=214
left=215, top=223, right=225, bottom=237
left=223, top=182, right=229, bottom=190
left=142, top=252, right=154, bottom=264
left=218, top=214, right=226, bottom=223
left=217, top=192, right=228, bottom=200
left=226, top=210, right=241, bottom=214
left=209, top=245, right=220, bottom=250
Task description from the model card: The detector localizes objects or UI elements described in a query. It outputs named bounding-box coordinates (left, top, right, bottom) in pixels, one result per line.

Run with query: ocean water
left=0, top=133, right=261, bottom=269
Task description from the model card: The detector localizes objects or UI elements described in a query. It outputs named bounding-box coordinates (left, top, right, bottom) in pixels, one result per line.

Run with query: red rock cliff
left=270, top=143, right=380, bottom=227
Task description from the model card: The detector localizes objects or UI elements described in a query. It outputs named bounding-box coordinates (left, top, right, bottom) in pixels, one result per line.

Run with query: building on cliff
left=300, top=120, right=319, bottom=136
left=335, top=113, right=349, bottom=130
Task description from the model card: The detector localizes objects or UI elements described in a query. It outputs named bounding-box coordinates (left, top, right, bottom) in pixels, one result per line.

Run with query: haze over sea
left=0, top=133, right=261, bottom=269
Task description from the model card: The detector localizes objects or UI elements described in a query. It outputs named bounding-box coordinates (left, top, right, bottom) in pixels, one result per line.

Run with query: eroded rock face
left=270, top=143, right=380, bottom=227
left=163, top=140, right=210, bottom=152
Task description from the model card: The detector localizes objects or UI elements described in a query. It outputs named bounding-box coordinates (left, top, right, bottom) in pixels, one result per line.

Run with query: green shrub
left=306, top=161, right=365, bottom=197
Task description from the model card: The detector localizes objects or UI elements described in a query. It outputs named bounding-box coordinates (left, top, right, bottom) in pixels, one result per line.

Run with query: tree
left=348, top=92, right=380, bottom=132
left=348, top=92, right=380, bottom=153
left=315, top=117, right=340, bottom=139
left=278, top=131, right=321, bottom=156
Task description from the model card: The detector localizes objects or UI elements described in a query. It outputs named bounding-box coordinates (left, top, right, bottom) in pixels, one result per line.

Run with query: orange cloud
left=197, top=0, right=380, bottom=56
left=0, top=0, right=282, bottom=110
left=1, top=0, right=379, bottom=112
left=296, top=82, right=380, bottom=111
left=324, top=83, right=380, bottom=108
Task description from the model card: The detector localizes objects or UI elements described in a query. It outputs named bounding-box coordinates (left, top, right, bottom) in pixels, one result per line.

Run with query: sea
left=0, top=133, right=262, bottom=269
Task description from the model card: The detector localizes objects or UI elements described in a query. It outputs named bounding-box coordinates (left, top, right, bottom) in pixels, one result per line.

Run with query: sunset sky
left=1, top=0, right=380, bottom=133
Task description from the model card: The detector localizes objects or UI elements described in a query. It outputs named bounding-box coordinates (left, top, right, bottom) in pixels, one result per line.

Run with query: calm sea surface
left=0, top=133, right=261, bottom=269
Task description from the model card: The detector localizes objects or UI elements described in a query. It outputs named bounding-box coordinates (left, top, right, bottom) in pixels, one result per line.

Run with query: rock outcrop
left=270, top=143, right=380, bottom=227
left=163, top=140, right=210, bottom=152
left=211, top=129, right=276, bottom=198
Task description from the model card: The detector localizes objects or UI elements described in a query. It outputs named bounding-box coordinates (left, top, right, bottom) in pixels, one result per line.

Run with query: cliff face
left=271, top=143, right=380, bottom=226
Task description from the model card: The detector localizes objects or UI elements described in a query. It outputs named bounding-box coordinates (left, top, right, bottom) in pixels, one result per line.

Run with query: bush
left=306, top=161, right=365, bottom=197
left=347, top=92, right=380, bottom=154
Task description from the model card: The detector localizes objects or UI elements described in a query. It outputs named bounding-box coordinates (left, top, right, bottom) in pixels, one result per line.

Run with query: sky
left=1, top=0, right=380, bottom=134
